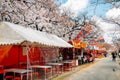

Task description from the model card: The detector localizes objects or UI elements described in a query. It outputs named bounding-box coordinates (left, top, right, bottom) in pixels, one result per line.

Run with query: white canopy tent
left=0, top=21, right=72, bottom=47
left=0, top=21, right=72, bottom=80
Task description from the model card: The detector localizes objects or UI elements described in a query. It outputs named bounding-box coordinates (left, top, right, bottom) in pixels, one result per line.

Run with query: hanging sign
left=89, top=40, right=96, bottom=46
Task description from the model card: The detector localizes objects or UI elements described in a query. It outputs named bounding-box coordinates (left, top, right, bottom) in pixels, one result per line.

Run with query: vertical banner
left=72, top=23, right=92, bottom=41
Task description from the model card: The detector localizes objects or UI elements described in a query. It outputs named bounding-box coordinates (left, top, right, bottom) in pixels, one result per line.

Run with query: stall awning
left=0, top=22, right=73, bottom=47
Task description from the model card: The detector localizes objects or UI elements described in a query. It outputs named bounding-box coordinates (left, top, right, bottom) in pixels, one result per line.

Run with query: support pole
left=26, top=42, right=29, bottom=80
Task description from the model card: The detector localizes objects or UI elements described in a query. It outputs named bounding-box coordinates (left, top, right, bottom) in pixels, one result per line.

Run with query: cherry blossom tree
left=0, top=0, right=75, bottom=40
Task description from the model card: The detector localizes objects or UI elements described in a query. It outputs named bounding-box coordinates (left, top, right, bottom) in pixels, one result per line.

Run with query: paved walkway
left=62, top=56, right=120, bottom=80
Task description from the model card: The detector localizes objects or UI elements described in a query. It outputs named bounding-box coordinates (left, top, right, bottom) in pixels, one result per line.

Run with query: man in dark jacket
left=112, top=52, right=116, bottom=61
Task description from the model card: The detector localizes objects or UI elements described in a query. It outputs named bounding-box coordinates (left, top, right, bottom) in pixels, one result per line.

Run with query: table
left=4, top=68, right=32, bottom=80
left=47, top=63, right=63, bottom=66
left=47, top=63, right=63, bottom=75
left=30, top=65, right=52, bottom=80
left=63, top=61, right=73, bottom=71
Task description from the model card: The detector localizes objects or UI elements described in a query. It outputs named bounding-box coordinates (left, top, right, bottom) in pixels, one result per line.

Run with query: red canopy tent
left=0, top=21, right=73, bottom=80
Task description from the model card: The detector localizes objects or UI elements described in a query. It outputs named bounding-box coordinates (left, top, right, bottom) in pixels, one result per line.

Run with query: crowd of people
left=77, top=51, right=95, bottom=65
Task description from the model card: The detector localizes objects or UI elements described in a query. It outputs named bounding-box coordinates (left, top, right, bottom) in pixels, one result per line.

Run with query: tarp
left=0, top=22, right=72, bottom=47
left=0, top=45, right=12, bottom=63
left=0, top=46, right=24, bottom=67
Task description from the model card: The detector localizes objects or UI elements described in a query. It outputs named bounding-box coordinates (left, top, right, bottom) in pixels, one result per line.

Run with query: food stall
left=0, top=22, right=73, bottom=80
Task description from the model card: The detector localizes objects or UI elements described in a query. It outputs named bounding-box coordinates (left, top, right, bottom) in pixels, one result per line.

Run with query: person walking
left=118, top=50, right=120, bottom=58
left=111, top=52, right=117, bottom=61
left=111, top=51, right=117, bottom=71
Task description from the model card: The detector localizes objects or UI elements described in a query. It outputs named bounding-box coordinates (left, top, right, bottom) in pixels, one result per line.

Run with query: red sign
left=89, top=40, right=96, bottom=46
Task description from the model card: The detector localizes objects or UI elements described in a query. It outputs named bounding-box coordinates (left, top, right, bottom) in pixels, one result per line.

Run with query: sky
left=55, top=0, right=120, bottom=44
left=58, top=0, right=112, bottom=17
left=60, top=0, right=89, bottom=16
left=56, top=0, right=120, bottom=23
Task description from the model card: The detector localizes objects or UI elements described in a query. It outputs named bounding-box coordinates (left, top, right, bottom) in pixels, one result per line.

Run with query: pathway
left=62, top=56, right=120, bottom=80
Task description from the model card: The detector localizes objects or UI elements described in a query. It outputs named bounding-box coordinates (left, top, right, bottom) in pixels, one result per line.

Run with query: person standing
left=59, top=53, right=63, bottom=62
left=112, top=52, right=116, bottom=61
left=111, top=51, right=117, bottom=71
left=118, top=50, right=120, bottom=58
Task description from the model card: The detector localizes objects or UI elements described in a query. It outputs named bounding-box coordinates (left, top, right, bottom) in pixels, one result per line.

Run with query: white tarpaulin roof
left=0, top=22, right=72, bottom=47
